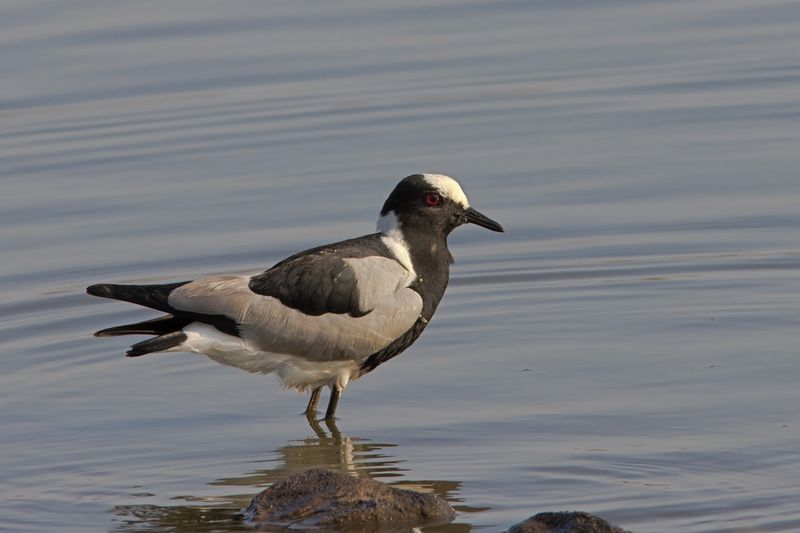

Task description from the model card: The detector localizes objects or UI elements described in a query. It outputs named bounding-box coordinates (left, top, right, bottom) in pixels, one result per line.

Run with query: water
left=2, top=1, right=799, bottom=531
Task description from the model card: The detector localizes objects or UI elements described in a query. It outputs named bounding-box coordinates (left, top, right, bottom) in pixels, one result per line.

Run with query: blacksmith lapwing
left=87, top=173, right=503, bottom=421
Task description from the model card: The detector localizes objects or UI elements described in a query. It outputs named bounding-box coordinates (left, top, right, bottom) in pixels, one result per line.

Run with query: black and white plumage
left=87, top=173, right=503, bottom=420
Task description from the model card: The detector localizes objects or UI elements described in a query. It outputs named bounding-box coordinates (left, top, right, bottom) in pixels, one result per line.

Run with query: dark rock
left=245, top=467, right=455, bottom=531
left=505, top=511, right=632, bottom=533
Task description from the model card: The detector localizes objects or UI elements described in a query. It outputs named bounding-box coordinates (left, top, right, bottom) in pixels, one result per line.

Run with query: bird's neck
left=377, top=212, right=451, bottom=319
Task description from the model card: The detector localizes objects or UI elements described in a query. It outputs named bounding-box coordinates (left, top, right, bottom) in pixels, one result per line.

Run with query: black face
left=381, top=175, right=504, bottom=235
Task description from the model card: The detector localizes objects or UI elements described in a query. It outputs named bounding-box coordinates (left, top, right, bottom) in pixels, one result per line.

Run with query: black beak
left=464, top=207, right=504, bottom=232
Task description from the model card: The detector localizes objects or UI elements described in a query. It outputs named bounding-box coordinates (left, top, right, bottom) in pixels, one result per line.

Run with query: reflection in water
left=111, top=504, right=250, bottom=533
left=111, top=422, right=481, bottom=532
left=215, top=419, right=405, bottom=486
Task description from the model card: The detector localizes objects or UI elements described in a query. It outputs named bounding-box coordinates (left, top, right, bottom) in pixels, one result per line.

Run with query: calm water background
left=2, top=1, right=799, bottom=532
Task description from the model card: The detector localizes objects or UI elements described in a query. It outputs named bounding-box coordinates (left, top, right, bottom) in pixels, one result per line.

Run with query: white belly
left=173, top=323, right=358, bottom=391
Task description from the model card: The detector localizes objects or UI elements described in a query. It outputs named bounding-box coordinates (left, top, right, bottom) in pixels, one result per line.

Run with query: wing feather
left=166, top=256, right=422, bottom=363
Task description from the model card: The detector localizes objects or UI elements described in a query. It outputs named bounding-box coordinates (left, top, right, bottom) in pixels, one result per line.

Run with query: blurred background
left=1, top=1, right=799, bottom=531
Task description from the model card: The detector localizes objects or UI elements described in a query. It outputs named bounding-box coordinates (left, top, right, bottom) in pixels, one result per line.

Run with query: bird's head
left=378, top=173, right=504, bottom=237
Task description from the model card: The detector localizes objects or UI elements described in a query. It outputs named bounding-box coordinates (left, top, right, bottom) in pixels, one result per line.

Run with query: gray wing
left=248, top=235, right=395, bottom=317
left=249, top=254, right=367, bottom=317
left=166, top=256, right=422, bottom=362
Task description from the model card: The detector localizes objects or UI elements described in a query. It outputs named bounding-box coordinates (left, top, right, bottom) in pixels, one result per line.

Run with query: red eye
left=424, top=193, right=442, bottom=207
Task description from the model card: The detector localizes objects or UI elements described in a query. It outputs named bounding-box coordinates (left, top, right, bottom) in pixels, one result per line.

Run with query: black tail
left=86, top=281, right=191, bottom=313
left=87, top=280, right=241, bottom=351
left=127, top=331, right=188, bottom=357
left=87, top=282, right=193, bottom=347
left=94, top=315, right=192, bottom=337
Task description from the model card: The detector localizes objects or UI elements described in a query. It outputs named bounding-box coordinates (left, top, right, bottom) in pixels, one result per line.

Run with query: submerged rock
left=505, top=511, right=631, bottom=533
left=245, top=467, right=455, bottom=531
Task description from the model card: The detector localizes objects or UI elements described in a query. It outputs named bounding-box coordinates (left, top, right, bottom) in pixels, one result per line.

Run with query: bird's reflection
left=110, top=421, right=481, bottom=532
left=213, top=419, right=404, bottom=487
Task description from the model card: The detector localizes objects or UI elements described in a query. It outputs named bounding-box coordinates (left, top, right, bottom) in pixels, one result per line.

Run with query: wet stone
left=505, top=511, right=632, bottom=533
left=245, top=467, right=455, bottom=531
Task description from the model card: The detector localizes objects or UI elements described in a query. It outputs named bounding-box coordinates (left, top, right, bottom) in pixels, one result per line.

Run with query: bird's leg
left=306, top=411, right=341, bottom=439
left=323, top=417, right=341, bottom=440
left=304, top=387, right=322, bottom=420
left=307, top=416, right=327, bottom=439
left=324, top=386, right=341, bottom=421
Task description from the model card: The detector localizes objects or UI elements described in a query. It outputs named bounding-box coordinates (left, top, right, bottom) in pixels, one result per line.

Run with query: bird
left=87, top=173, right=503, bottom=421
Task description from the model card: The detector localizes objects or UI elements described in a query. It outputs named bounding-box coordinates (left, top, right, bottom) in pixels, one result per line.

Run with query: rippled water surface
left=2, top=1, right=800, bottom=532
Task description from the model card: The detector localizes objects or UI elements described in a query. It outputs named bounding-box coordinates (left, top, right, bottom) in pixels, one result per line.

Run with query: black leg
left=304, top=387, right=322, bottom=420
left=324, top=386, right=341, bottom=421
left=307, top=416, right=327, bottom=439
left=323, top=417, right=341, bottom=440
left=306, top=411, right=342, bottom=439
